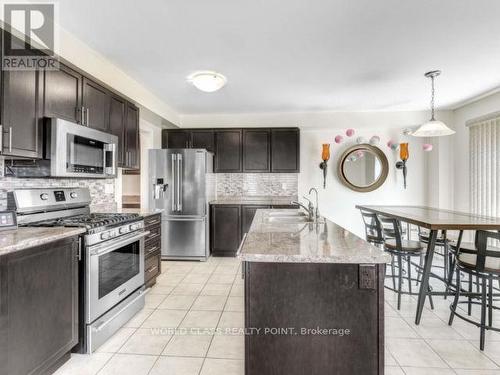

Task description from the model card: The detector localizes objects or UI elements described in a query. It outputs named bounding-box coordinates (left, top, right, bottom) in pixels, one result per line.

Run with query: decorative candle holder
left=319, top=144, right=330, bottom=189
left=395, top=143, right=409, bottom=189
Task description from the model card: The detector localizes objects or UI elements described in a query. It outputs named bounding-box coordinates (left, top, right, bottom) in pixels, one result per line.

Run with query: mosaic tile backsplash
left=0, top=177, right=117, bottom=211
left=216, top=173, right=298, bottom=197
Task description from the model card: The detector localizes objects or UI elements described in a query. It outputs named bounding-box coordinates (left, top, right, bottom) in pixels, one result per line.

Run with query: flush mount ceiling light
left=187, top=71, right=227, bottom=93
left=412, top=70, right=455, bottom=137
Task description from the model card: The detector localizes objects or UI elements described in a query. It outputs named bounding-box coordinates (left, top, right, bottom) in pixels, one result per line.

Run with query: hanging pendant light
left=412, top=70, right=455, bottom=137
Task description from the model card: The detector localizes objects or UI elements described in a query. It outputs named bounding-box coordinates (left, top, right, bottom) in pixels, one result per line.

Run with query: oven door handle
left=89, top=231, right=150, bottom=256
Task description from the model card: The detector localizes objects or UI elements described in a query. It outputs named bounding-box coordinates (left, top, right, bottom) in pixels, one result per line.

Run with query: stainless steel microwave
left=46, top=118, right=118, bottom=178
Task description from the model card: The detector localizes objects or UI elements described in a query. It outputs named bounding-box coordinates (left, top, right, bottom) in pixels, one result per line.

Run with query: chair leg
left=468, top=273, right=473, bottom=316
left=407, top=256, right=412, bottom=295
left=417, top=254, right=424, bottom=283
left=397, top=255, right=403, bottom=310
left=480, top=277, right=487, bottom=351
left=449, top=268, right=461, bottom=326
left=444, top=255, right=456, bottom=300
left=488, top=276, right=493, bottom=328
left=443, top=242, right=449, bottom=296
left=391, top=255, right=396, bottom=291
left=428, top=285, right=434, bottom=310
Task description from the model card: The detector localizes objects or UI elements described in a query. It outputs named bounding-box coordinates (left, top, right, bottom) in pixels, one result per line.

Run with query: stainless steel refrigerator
left=149, top=149, right=215, bottom=260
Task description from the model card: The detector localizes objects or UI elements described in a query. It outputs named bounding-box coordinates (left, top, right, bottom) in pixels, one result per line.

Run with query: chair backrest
left=360, top=210, right=383, bottom=243
left=473, top=230, right=500, bottom=273
left=377, top=215, right=403, bottom=250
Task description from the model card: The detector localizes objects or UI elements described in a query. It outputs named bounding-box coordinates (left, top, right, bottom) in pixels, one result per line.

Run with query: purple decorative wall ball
left=423, top=143, right=433, bottom=152
left=335, top=135, right=343, bottom=144
left=345, top=128, right=355, bottom=137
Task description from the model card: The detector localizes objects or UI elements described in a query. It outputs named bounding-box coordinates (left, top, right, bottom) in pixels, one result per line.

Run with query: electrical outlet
left=104, top=183, right=114, bottom=194
left=359, top=264, right=376, bottom=290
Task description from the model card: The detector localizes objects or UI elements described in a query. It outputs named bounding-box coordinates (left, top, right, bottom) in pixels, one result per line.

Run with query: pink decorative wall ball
left=387, top=140, right=393, bottom=148
left=334, top=135, right=343, bottom=144
left=345, top=128, right=355, bottom=137
left=423, top=143, right=433, bottom=152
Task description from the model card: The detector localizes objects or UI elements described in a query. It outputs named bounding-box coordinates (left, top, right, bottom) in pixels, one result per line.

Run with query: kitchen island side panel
left=244, top=261, right=384, bottom=375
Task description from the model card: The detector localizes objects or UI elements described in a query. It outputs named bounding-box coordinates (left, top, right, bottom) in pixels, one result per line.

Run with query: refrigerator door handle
left=163, top=217, right=205, bottom=222
left=171, top=154, right=177, bottom=212
left=177, top=154, right=183, bottom=212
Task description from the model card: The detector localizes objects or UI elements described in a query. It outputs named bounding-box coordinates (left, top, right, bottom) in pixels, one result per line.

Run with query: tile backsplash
left=216, top=173, right=298, bottom=197
left=0, top=177, right=116, bottom=211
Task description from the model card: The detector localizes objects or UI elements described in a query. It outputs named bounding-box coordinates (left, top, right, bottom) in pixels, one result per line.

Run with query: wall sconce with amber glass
left=395, top=143, right=409, bottom=189
left=319, top=144, right=330, bottom=189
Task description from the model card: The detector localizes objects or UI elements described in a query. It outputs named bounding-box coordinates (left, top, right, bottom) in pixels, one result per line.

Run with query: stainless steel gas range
left=8, top=187, right=148, bottom=353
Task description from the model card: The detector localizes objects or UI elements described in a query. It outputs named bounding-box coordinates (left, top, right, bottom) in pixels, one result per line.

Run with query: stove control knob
left=119, top=227, right=127, bottom=234
left=101, top=232, right=110, bottom=240
left=40, top=193, right=49, bottom=201
left=130, top=224, right=138, bottom=231
left=70, top=192, right=78, bottom=199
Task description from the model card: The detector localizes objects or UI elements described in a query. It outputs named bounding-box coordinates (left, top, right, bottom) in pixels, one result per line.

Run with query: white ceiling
left=59, top=0, right=500, bottom=115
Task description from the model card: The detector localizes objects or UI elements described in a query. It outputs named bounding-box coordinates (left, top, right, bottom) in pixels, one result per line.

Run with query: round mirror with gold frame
left=338, top=144, right=389, bottom=192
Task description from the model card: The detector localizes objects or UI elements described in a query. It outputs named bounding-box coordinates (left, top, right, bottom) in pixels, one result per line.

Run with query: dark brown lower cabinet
left=0, top=236, right=79, bottom=375
left=144, top=214, right=162, bottom=287
left=243, top=262, right=385, bottom=375
left=241, top=205, right=270, bottom=236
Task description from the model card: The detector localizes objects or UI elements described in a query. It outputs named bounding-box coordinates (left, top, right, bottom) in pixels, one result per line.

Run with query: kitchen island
left=239, top=209, right=390, bottom=375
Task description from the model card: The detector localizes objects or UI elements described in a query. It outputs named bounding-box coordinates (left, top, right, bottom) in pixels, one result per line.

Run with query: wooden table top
left=355, top=205, right=500, bottom=230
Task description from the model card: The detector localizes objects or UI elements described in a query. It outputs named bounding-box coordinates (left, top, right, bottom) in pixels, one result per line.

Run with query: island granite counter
left=239, top=209, right=390, bottom=375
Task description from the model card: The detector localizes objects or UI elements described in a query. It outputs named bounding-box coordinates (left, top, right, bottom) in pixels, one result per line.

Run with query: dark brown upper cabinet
left=162, top=130, right=190, bottom=148
left=191, top=130, right=214, bottom=152
left=124, top=103, right=140, bottom=169
left=109, top=94, right=126, bottom=167
left=271, top=128, right=300, bottom=172
left=243, top=129, right=270, bottom=172
left=1, top=69, right=42, bottom=159
left=82, top=77, right=110, bottom=132
left=43, top=63, right=82, bottom=124
left=215, top=129, right=243, bottom=173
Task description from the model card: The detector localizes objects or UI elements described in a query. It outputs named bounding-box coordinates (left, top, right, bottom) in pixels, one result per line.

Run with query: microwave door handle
left=171, top=153, right=176, bottom=212
left=177, top=154, right=182, bottom=212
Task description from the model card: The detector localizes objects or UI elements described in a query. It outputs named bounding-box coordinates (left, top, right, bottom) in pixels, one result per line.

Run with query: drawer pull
left=147, top=219, right=160, bottom=226
left=147, top=245, right=159, bottom=254
left=146, top=265, right=158, bottom=274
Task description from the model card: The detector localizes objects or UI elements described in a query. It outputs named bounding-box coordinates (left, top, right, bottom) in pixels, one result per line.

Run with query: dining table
left=355, top=205, right=500, bottom=325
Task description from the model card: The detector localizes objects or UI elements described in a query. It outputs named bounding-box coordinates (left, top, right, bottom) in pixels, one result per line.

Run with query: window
left=469, top=113, right=500, bottom=217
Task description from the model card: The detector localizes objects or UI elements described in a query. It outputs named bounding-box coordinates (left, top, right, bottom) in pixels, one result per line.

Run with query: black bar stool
left=378, top=215, right=434, bottom=310
left=448, top=230, right=500, bottom=350
left=360, top=210, right=384, bottom=246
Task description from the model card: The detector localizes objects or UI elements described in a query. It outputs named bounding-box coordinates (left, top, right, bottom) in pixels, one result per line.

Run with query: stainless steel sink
left=268, top=211, right=306, bottom=217
left=266, top=216, right=311, bottom=223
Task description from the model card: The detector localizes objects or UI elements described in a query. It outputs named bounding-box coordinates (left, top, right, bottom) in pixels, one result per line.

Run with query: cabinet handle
left=147, top=245, right=159, bottom=254
left=0, top=125, right=3, bottom=153
left=8, top=127, right=12, bottom=152
left=86, top=107, right=90, bottom=127
left=146, top=265, right=158, bottom=274
left=147, top=219, right=160, bottom=226
left=80, top=106, right=85, bottom=125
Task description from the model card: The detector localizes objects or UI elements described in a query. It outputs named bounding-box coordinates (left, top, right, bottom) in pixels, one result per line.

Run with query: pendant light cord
left=430, top=75, right=435, bottom=121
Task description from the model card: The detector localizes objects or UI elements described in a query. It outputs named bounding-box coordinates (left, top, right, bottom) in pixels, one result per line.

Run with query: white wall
left=182, top=110, right=446, bottom=237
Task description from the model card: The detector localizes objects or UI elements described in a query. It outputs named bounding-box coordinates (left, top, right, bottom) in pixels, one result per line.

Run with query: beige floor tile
left=384, top=367, right=405, bottom=375
left=180, top=310, right=222, bottom=329
left=148, top=285, right=175, bottom=295
left=214, top=265, right=240, bottom=275
left=163, top=334, right=213, bottom=357
left=427, top=339, right=498, bottom=369
left=207, top=334, right=244, bottom=359
left=229, top=283, right=244, bottom=297
left=149, top=356, right=204, bottom=375
left=470, top=339, right=500, bottom=366
left=201, top=283, right=232, bottom=296
left=454, top=370, right=500, bottom=374
left=385, top=316, right=418, bottom=338
left=119, top=328, right=172, bottom=355
left=224, top=296, right=244, bottom=312
left=386, top=338, right=448, bottom=368
left=141, top=309, right=187, bottom=329
left=97, top=354, right=157, bottom=375
left=158, top=295, right=197, bottom=310
left=53, top=353, right=112, bottom=375
left=208, top=273, right=236, bottom=284
left=123, top=308, right=154, bottom=328
left=402, top=367, right=455, bottom=374
left=97, top=328, right=136, bottom=353
left=403, top=316, right=463, bottom=339
left=217, top=311, right=244, bottom=330
left=450, top=319, right=500, bottom=341
left=171, top=283, right=205, bottom=296
left=192, top=295, right=227, bottom=311
left=183, top=273, right=211, bottom=283
left=385, top=347, right=398, bottom=366
left=200, top=358, right=244, bottom=375
left=145, top=294, right=167, bottom=309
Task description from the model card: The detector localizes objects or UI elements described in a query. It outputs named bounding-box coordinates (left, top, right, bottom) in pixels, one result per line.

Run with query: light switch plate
left=359, top=264, right=376, bottom=290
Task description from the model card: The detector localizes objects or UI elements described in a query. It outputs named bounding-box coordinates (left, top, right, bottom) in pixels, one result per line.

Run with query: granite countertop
left=210, top=196, right=298, bottom=205
left=91, top=207, right=164, bottom=217
left=239, top=209, right=391, bottom=264
left=0, top=227, right=86, bottom=256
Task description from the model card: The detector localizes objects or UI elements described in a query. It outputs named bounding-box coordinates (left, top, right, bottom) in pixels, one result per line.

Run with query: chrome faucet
left=291, top=196, right=315, bottom=221
left=308, top=187, right=320, bottom=222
